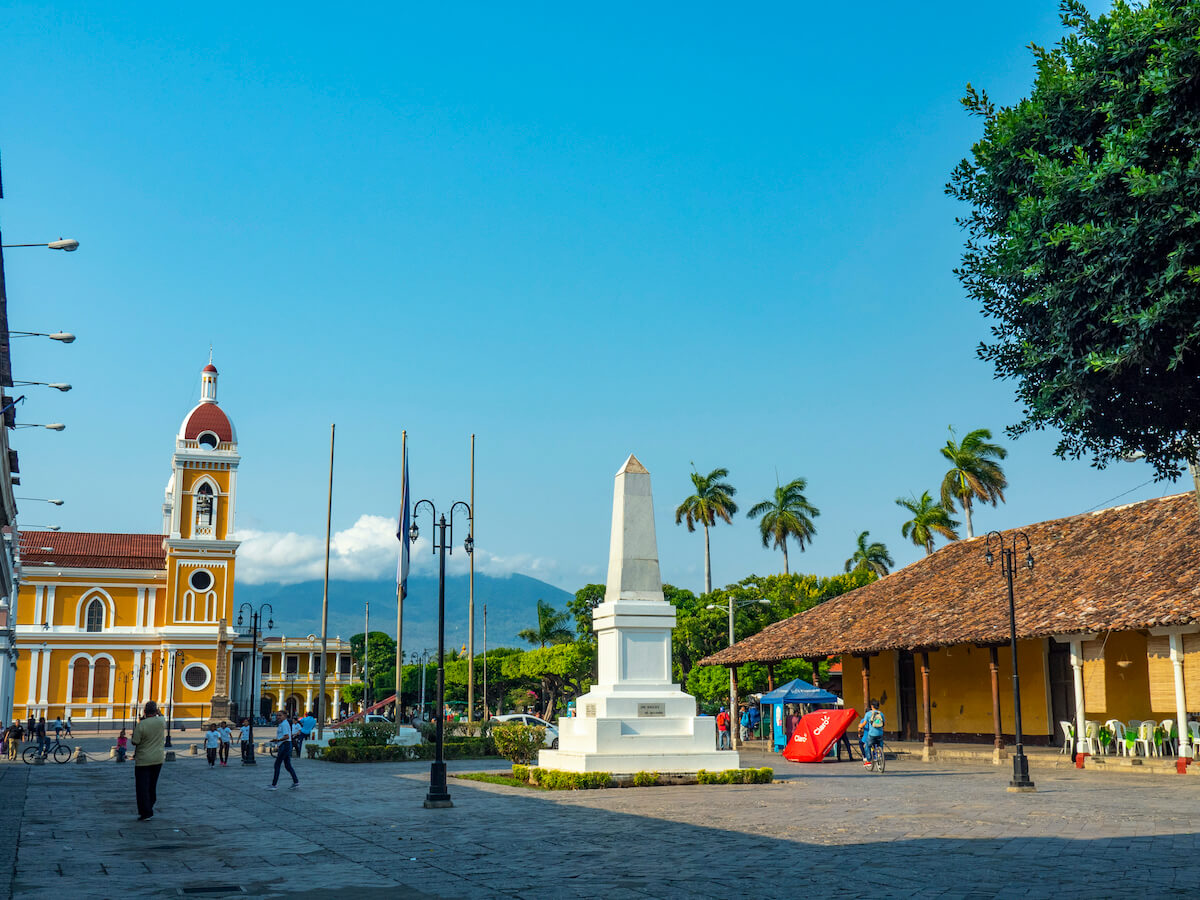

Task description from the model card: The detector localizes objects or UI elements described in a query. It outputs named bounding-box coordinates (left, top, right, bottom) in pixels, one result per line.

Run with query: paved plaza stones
left=3, top=739, right=1200, bottom=898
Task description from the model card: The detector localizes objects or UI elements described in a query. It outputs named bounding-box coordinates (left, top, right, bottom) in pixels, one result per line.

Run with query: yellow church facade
left=12, top=362, right=259, bottom=727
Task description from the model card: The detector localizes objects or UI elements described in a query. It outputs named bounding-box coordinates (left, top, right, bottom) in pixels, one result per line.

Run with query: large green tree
left=566, top=584, right=606, bottom=638
left=675, top=466, right=738, bottom=594
left=896, top=491, right=960, bottom=555
left=939, top=427, right=1008, bottom=538
left=948, top=0, right=1200, bottom=479
left=844, top=531, right=894, bottom=577
left=746, top=477, right=820, bottom=575
left=517, top=599, right=573, bottom=648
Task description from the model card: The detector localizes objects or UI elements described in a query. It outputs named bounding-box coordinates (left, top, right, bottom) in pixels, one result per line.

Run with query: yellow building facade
left=13, top=362, right=254, bottom=727
left=260, top=635, right=358, bottom=720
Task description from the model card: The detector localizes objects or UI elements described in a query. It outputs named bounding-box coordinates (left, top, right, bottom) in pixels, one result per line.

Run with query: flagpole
left=395, top=429, right=407, bottom=737
left=317, top=423, right=335, bottom=739
left=363, top=600, right=370, bottom=711
left=482, top=602, right=488, bottom=718
left=467, top=433, right=476, bottom=723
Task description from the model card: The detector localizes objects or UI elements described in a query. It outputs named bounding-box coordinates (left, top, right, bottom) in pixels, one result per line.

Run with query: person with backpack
left=858, top=699, right=886, bottom=768
left=715, top=706, right=731, bottom=750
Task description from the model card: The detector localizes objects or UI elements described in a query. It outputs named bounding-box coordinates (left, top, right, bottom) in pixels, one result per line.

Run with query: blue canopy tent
left=759, top=679, right=840, bottom=752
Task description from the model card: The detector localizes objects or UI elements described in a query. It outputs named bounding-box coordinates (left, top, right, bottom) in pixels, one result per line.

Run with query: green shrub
left=322, top=736, right=497, bottom=763
left=631, top=771, right=660, bottom=787
left=511, top=764, right=529, bottom=782
left=334, top=721, right=397, bottom=745
left=696, top=767, right=773, bottom=784
left=492, top=724, right=546, bottom=765
left=522, top=767, right=611, bottom=790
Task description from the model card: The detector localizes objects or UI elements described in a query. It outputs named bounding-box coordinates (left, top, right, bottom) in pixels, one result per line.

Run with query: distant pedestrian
left=747, top=705, right=760, bottom=739
left=204, top=724, right=220, bottom=767
left=239, top=718, right=252, bottom=764
left=36, top=717, right=48, bottom=756
left=131, top=701, right=166, bottom=821
left=267, top=711, right=299, bottom=791
left=218, top=722, right=232, bottom=766
left=53, top=716, right=63, bottom=739
left=716, top=707, right=731, bottom=750
left=6, top=723, right=19, bottom=760
left=26, top=715, right=34, bottom=743
left=116, top=729, right=128, bottom=763
left=297, top=711, right=316, bottom=759
left=64, top=716, right=73, bottom=737
left=739, top=706, right=750, bottom=742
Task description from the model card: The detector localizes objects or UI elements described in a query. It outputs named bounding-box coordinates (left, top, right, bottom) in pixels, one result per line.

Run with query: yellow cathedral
left=12, top=361, right=255, bottom=727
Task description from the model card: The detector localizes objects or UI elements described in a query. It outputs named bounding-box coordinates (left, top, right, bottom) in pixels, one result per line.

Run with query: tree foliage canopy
left=948, top=0, right=1200, bottom=477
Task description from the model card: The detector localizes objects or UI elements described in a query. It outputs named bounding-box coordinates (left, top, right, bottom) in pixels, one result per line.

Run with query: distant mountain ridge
left=233, top=573, right=573, bottom=652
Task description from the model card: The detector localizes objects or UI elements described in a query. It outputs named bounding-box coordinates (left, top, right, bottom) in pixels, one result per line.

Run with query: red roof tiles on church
left=183, top=403, right=233, bottom=442
left=20, top=532, right=166, bottom=570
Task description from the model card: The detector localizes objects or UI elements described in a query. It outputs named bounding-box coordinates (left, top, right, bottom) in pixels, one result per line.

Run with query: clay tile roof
left=20, top=532, right=166, bottom=571
left=700, top=492, right=1200, bottom=667
left=203, top=364, right=218, bottom=373
left=183, top=403, right=233, bottom=442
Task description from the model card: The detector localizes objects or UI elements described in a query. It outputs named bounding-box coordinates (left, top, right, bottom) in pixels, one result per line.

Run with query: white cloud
left=232, top=514, right=566, bottom=586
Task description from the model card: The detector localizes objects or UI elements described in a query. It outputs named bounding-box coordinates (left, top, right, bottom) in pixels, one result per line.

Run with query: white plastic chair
left=1135, top=721, right=1158, bottom=757
left=1187, top=721, right=1200, bottom=758
left=1059, top=720, right=1074, bottom=754
left=1104, top=719, right=1127, bottom=756
left=1083, top=721, right=1102, bottom=755
left=1161, top=720, right=1177, bottom=755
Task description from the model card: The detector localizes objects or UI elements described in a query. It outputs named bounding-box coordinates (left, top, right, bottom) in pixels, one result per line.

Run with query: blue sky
left=2, top=1, right=1172, bottom=594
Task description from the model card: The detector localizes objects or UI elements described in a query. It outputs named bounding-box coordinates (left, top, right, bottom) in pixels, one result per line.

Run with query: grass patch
left=453, top=772, right=544, bottom=789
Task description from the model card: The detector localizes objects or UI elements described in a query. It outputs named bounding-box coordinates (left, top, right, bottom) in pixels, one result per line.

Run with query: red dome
left=183, top=403, right=233, bottom=442
left=203, top=364, right=218, bottom=374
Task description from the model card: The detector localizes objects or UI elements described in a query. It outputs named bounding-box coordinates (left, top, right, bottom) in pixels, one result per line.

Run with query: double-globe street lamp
left=164, top=650, right=186, bottom=748
left=408, top=498, right=473, bottom=809
left=705, top=597, right=769, bottom=749
left=984, top=530, right=1036, bottom=793
left=237, top=602, right=274, bottom=765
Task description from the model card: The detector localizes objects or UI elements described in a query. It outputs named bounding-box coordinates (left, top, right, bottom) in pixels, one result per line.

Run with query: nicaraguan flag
left=396, top=445, right=410, bottom=598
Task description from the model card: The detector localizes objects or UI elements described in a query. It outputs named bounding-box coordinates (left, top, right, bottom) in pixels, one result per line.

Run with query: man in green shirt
left=131, top=701, right=167, bottom=821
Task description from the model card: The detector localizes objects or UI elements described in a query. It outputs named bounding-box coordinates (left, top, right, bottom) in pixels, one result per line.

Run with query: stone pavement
left=4, top=744, right=1200, bottom=898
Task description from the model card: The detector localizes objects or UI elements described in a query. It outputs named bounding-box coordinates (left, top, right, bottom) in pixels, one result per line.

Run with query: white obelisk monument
left=538, top=454, right=733, bottom=774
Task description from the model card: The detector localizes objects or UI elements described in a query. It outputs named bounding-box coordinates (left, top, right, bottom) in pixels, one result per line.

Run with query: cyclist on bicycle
left=858, top=699, right=885, bottom=768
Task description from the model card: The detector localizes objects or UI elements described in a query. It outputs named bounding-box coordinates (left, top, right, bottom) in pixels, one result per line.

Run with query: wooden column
left=989, top=646, right=1004, bottom=751
left=730, top=666, right=740, bottom=750
left=809, top=658, right=820, bottom=689
left=860, top=655, right=871, bottom=713
left=920, top=651, right=934, bottom=757
left=766, top=663, right=775, bottom=692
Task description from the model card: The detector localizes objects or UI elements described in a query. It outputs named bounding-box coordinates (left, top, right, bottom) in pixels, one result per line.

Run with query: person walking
left=53, top=716, right=63, bottom=740
left=204, top=724, right=220, bottom=767
left=64, top=716, right=73, bottom=737
left=218, top=722, right=232, bottom=767
left=6, top=723, right=19, bottom=760
left=131, top=701, right=166, bottom=821
left=297, top=710, right=316, bottom=760
left=238, top=718, right=252, bottom=764
left=267, top=711, right=299, bottom=791
left=25, top=715, right=34, bottom=743
left=716, top=707, right=731, bottom=750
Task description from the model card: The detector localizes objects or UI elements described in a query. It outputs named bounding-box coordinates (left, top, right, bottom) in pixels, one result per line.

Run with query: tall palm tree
left=844, top=530, right=894, bottom=577
left=940, top=426, right=1008, bottom=539
left=746, top=477, right=819, bottom=575
left=675, top=466, right=738, bottom=594
left=517, top=599, right=573, bottom=648
left=896, top=491, right=960, bottom=556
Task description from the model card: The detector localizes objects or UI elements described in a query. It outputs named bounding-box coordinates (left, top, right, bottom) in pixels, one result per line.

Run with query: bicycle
left=866, top=739, right=886, bottom=773
left=23, top=737, right=72, bottom=764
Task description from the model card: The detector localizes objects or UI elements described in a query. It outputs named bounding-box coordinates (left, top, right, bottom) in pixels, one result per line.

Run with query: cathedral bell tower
left=162, top=359, right=241, bottom=719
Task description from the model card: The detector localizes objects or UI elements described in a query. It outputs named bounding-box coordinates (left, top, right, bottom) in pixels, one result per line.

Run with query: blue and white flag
left=396, top=444, right=410, bottom=599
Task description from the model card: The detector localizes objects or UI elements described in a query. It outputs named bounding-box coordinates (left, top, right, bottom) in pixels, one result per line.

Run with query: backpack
left=869, top=710, right=884, bottom=730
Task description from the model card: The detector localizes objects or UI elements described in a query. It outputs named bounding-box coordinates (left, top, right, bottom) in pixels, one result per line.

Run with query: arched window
left=71, top=660, right=89, bottom=698
left=196, top=483, right=214, bottom=526
left=85, top=598, right=104, bottom=632
left=93, top=658, right=111, bottom=699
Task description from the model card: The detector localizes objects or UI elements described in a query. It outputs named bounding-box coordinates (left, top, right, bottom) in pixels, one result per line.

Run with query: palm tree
left=517, top=599, right=573, bottom=648
left=675, top=466, right=738, bottom=594
left=746, top=478, right=819, bottom=575
left=896, top=491, right=960, bottom=556
left=844, top=530, right=894, bottom=577
left=940, top=426, right=1008, bottom=539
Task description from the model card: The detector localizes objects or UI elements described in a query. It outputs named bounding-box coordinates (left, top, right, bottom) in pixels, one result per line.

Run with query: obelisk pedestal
left=538, top=455, right=734, bottom=774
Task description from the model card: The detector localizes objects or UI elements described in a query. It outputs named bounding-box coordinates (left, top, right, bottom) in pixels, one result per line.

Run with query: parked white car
left=492, top=714, right=559, bottom=749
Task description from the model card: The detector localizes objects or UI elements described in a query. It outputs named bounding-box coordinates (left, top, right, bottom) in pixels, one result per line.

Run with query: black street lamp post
left=985, top=530, right=1036, bottom=793
left=409, top=498, right=473, bottom=810
left=117, top=671, right=131, bottom=732
left=164, top=650, right=185, bottom=748
left=237, top=602, right=274, bottom=765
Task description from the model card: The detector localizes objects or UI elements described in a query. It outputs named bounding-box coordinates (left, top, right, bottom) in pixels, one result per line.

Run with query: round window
left=198, top=432, right=219, bottom=449
left=183, top=664, right=210, bottom=689
left=189, top=569, right=213, bottom=591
